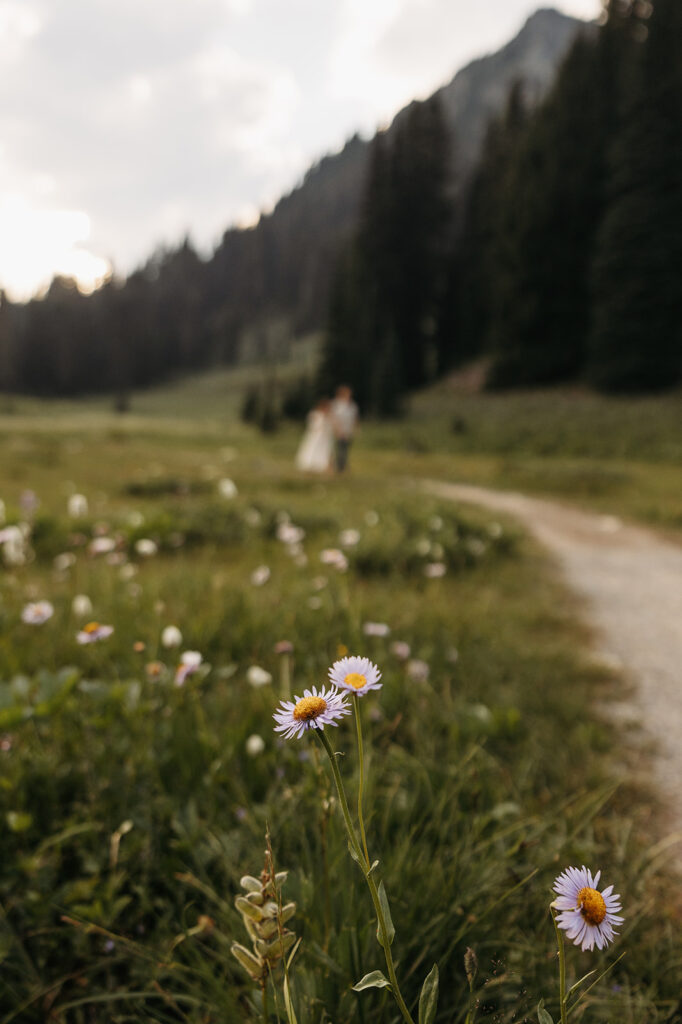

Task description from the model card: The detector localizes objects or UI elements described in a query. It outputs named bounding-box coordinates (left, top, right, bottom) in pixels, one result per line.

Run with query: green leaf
left=352, top=970, right=391, bottom=992
left=418, top=963, right=439, bottom=1024
left=565, top=968, right=597, bottom=1003
left=283, top=972, right=298, bottom=1024
left=347, top=841, right=361, bottom=864
left=376, top=880, right=395, bottom=947
left=537, top=999, right=554, bottom=1024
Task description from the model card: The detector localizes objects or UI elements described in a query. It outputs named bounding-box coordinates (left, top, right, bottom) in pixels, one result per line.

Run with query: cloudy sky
left=0, top=0, right=600, bottom=301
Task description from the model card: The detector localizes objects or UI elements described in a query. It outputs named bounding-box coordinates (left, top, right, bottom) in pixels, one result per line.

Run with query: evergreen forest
left=0, top=0, right=679, bottom=410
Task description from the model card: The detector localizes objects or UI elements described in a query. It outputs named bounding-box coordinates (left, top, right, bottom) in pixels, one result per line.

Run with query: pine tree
left=487, top=28, right=614, bottom=387
left=589, top=0, right=682, bottom=390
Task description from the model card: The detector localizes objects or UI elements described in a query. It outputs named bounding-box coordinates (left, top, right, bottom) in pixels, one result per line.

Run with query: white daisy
left=328, top=656, right=382, bottom=697
left=72, top=594, right=93, bottom=618
left=174, top=650, right=203, bottom=686
left=76, top=621, right=114, bottom=644
left=273, top=685, right=350, bottom=740
left=363, top=621, right=390, bottom=637
left=161, top=625, right=183, bottom=648
left=21, top=600, right=54, bottom=625
left=553, top=866, right=624, bottom=952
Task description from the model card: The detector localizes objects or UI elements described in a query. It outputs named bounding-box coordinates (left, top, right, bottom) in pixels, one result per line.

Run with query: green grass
left=0, top=377, right=680, bottom=1022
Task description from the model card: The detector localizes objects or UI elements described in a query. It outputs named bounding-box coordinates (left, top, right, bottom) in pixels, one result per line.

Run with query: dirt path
left=428, top=481, right=682, bottom=837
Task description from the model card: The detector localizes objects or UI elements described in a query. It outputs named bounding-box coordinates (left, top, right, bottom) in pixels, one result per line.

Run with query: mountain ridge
left=209, top=7, right=589, bottom=341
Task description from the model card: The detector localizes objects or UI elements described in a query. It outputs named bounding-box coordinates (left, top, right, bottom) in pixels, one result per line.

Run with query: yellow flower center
left=577, top=887, right=607, bottom=926
left=84, top=621, right=100, bottom=633
left=293, top=695, right=327, bottom=722
left=345, top=672, right=367, bottom=690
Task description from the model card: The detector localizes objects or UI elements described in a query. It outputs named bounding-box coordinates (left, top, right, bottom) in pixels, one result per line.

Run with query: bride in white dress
left=296, top=399, right=333, bottom=473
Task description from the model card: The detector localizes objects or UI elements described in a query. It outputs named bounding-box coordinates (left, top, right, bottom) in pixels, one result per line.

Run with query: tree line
left=320, top=0, right=682, bottom=412
left=0, top=1, right=679, bottom=409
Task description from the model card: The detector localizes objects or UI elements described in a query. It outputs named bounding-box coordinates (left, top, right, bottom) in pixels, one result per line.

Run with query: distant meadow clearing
left=1, top=383, right=681, bottom=1022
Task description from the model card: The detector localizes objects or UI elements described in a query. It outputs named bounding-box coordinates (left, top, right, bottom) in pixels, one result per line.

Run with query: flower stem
left=316, top=730, right=415, bottom=1024
left=354, top=696, right=371, bottom=868
left=550, top=906, right=569, bottom=1024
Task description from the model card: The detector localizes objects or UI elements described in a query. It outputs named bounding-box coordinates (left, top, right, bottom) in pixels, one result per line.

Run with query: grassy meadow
left=0, top=374, right=681, bottom=1022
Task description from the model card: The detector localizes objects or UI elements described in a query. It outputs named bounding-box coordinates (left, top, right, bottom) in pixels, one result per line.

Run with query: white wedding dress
left=296, top=410, right=333, bottom=472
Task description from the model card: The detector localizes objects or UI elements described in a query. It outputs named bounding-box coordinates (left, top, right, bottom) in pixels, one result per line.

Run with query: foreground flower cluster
left=269, top=654, right=624, bottom=1024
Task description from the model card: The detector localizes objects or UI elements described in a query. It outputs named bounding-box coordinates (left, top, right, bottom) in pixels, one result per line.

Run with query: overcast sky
left=0, top=0, right=600, bottom=301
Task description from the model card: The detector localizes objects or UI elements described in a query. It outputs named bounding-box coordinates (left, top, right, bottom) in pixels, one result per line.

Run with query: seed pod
left=240, top=875, right=262, bottom=892
left=255, top=931, right=296, bottom=960
left=244, top=890, right=265, bottom=906
left=235, top=896, right=264, bottom=921
left=231, top=942, right=264, bottom=980
left=464, top=947, right=478, bottom=986
left=280, top=901, right=296, bottom=924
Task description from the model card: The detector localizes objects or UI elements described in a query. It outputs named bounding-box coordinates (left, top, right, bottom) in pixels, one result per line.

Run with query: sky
left=0, top=0, right=600, bottom=302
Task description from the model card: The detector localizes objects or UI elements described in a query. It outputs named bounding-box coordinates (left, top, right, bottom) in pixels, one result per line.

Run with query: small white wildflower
left=247, top=665, right=272, bottom=688
left=339, top=528, right=360, bottom=547
left=407, top=658, right=430, bottom=683
left=67, top=493, right=89, bottom=518
left=246, top=734, right=265, bottom=757
left=161, top=625, right=183, bottom=648
left=424, top=562, right=446, bottom=578
left=72, top=594, right=93, bottom=617
left=21, top=600, right=54, bottom=625
left=135, top=538, right=158, bottom=557
left=363, top=621, right=390, bottom=638
left=218, top=478, right=238, bottom=499
left=250, top=565, right=271, bottom=587
left=53, top=552, right=76, bottom=572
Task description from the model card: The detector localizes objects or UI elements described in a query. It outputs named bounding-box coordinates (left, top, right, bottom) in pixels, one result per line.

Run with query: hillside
left=209, top=8, right=588, bottom=339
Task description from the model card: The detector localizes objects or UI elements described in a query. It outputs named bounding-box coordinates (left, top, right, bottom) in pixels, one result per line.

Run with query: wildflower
left=135, top=538, right=158, bottom=557
left=174, top=650, right=203, bottom=686
left=363, top=621, right=390, bottom=638
left=274, top=685, right=350, bottom=740
left=274, top=640, right=293, bottom=655
left=246, top=734, right=265, bottom=757
left=329, top=655, right=382, bottom=697
left=0, top=525, right=27, bottom=566
left=88, top=536, right=116, bottom=556
left=53, top=552, right=76, bottom=572
left=320, top=548, right=348, bottom=571
left=218, top=478, right=238, bottom=499
left=407, top=658, right=430, bottom=683
left=145, top=660, right=165, bottom=681
left=277, top=522, right=305, bottom=545
left=21, top=600, right=54, bottom=625
left=20, top=490, right=39, bottom=516
left=247, top=665, right=272, bottom=688
left=161, top=625, right=183, bottom=648
left=553, top=866, right=624, bottom=952
left=390, top=641, right=411, bottom=660
left=127, top=511, right=145, bottom=528
left=339, top=528, right=360, bottom=547
left=424, top=561, right=446, bottom=578
left=76, top=621, right=114, bottom=644
left=133, top=641, right=146, bottom=653
left=72, top=594, right=93, bottom=617
left=67, top=493, right=89, bottom=518
left=0, top=498, right=4, bottom=524
left=250, top=565, right=271, bottom=587
left=429, top=515, right=443, bottom=531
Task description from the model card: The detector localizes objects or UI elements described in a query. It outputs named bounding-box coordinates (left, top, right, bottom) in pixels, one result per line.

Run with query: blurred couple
left=295, top=385, right=358, bottom=474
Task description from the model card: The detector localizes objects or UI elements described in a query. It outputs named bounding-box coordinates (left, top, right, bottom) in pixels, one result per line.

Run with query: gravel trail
left=428, top=481, right=682, bottom=833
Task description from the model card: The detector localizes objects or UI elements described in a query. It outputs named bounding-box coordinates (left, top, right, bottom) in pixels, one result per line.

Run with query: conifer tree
left=487, top=28, right=613, bottom=386
left=589, top=0, right=682, bottom=390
